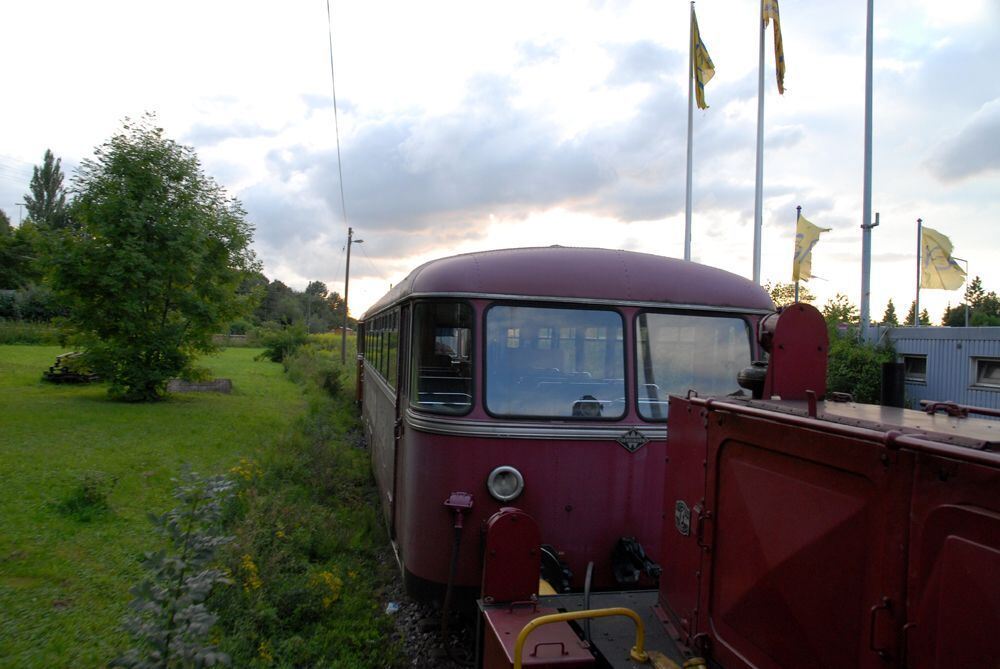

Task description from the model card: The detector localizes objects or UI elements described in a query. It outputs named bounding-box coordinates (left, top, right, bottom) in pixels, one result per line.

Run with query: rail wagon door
left=904, top=453, right=1000, bottom=667
left=388, top=305, right=410, bottom=540
left=698, top=412, right=913, bottom=669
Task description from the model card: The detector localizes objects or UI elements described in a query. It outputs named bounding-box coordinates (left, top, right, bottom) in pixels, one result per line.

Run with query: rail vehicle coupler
left=444, top=491, right=474, bottom=529
left=612, top=536, right=662, bottom=586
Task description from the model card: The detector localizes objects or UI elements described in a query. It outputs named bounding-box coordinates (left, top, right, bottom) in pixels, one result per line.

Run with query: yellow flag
left=920, top=226, right=966, bottom=290
left=692, top=8, right=715, bottom=110
left=762, top=0, right=785, bottom=94
left=792, top=213, right=830, bottom=282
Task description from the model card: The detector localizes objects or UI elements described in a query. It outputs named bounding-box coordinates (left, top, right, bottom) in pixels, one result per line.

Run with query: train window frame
left=483, top=302, right=627, bottom=421
left=972, top=357, right=1000, bottom=390
left=903, top=355, right=927, bottom=384
left=362, top=308, right=402, bottom=392
left=408, top=300, right=475, bottom=416
left=633, top=310, right=755, bottom=422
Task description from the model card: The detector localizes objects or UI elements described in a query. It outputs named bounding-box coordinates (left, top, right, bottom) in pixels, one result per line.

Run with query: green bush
left=257, top=324, right=309, bottom=363
left=0, top=320, right=61, bottom=344
left=827, top=332, right=895, bottom=404
left=283, top=347, right=343, bottom=398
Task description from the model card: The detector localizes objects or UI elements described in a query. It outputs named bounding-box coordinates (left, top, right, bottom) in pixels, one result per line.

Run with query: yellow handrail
left=512, top=606, right=649, bottom=668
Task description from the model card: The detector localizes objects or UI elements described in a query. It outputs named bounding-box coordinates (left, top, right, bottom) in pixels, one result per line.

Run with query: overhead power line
left=325, top=0, right=350, bottom=234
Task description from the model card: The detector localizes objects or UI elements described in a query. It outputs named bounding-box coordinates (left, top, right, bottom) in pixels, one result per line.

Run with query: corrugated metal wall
left=887, top=327, right=1000, bottom=410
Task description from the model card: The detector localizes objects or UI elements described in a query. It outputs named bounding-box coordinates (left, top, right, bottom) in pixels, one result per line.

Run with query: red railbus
left=357, top=246, right=774, bottom=598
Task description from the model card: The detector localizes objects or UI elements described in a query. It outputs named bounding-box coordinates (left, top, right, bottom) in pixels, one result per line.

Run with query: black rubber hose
left=441, top=525, right=473, bottom=667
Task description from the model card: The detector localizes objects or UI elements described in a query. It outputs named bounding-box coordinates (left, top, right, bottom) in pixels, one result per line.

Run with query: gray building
left=886, top=326, right=1000, bottom=410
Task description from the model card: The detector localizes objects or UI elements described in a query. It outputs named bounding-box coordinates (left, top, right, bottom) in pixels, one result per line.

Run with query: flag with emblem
left=692, top=6, right=715, bottom=109
left=792, top=213, right=829, bottom=282
left=762, top=0, right=785, bottom=93
left=920, top=226, right=966, bottom=290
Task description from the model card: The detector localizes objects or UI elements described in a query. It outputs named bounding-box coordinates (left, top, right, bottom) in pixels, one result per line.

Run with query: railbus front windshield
left=636, top=312, right=753, bottom=419
left=486, top=305, right=626, bottom=419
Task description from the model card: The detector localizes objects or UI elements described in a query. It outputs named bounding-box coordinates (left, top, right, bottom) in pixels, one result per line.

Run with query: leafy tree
left=822, top=293, right=859, bottom=327
left=0, top=221, right=44, bottom=289
left=24, top=149, right=69, bottom=229
left=881, top=299, right=899, bottom=326
left=305, top=280, right=328, bottom=297
left=50, top=116, right=259, bottom=401
left=764, top=281, right=815, bottom=307
left=904, top=301, right=931, bottom=326
left=327, top=291, right=346, bottom=323
left=942, top=302, right=968, bottom=327
left=0, top=208, right=11, bottom=236
left=254, top=280, right=302, bottom=325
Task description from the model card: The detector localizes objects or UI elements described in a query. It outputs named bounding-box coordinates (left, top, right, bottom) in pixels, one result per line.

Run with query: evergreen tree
left=904, top=301, right=931, bottom=326
left=24, top=149, right=68, bottom=229
left=965, top=276, right=986, bottom=310
left=881, top=299, right=899, bottom=326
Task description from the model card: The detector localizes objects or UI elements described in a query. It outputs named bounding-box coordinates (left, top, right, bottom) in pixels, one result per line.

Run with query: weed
left=111, top=469, right=235, bottom=668
left=211, top=352, right=404, bottom=667
left=54, top=471, right=118, bottom=522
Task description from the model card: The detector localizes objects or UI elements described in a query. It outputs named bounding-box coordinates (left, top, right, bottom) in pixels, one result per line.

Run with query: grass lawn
left=0, top=345, right=305, bottom=668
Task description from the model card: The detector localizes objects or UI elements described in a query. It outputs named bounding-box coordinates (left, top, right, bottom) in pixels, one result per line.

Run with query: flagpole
left=794, top=204, right=801, bottom=302
left=860, top=0, right=875, bottom=341
left=752, top=0, right=765, bottom=284
left=915, top=217, right=922, bottom=326
left=684, top=1, right=695, bottom=261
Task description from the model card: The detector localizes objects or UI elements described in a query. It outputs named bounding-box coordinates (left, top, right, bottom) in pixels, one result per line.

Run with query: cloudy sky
left=2, top=0, right=998, bottom=321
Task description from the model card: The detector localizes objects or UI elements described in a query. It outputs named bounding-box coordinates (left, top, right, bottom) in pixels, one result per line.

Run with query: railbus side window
left=387, top=310, right=398, bottom=388
left=486, top=305, right=625, bottom=419
left=635, top=312, right=752, bottom=419
left=409, top=302, right=473, bottom=414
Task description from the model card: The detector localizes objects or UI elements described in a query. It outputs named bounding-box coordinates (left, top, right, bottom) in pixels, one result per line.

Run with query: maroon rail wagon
left=476, top=303, right=1000, bottom=668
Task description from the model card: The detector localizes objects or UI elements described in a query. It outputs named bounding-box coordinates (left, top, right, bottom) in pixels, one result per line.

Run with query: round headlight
left=487, top=465, right=524, bottom=502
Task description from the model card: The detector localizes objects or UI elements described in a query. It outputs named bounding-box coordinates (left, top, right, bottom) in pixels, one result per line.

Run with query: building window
left=903, top=355, right=927, bottom=383
left=973, top=358, right=1000, bottom=389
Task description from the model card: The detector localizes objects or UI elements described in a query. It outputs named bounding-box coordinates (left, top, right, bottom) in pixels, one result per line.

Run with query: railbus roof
left=362, top=246, right=774, bottom=319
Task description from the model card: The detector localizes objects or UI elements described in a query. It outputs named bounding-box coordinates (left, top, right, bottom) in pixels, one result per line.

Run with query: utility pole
left=15, top=203, right=25, bottom=225
left=341, top=227, right=363, bottom=364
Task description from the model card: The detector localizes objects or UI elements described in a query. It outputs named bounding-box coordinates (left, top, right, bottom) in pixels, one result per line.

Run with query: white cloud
left=0, top=0, right=998, bottom=322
